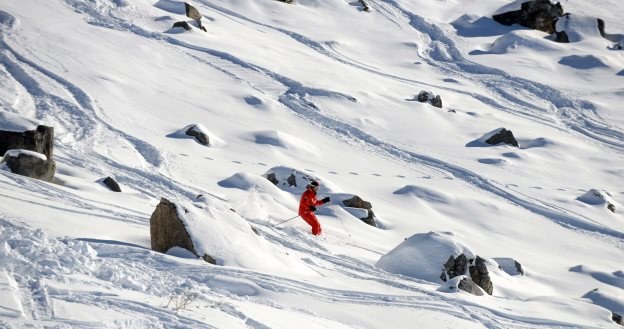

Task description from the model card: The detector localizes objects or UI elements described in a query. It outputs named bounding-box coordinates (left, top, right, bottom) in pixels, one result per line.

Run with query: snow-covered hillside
left=0, top=0, right=622, bottom=327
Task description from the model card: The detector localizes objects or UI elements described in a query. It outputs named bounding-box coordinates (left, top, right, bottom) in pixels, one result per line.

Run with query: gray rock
left=3, top=151, right=56, bottom=182
left=414, top=90, right=443, bottom=108
left=485, top=128, right=519, bottom=147
left=0, top=125, right=54, bottom=160
left=441, top=254, right=469, bottom=281
left=266, top=173, right=279, bottom=185
left=469, top=256, right=494, bottom=295
left=184, top=2, right=206, bottom=32
left=458, top=277, right=484, bottom=296
left=102, top=176, right=121, bottom=192
left=554, top=30, right=569, bottom=43
left=493, top=0, right=564, bottom=34
left=613, top=312, right=623, bottom=326
left=185, top=125, right=210, bottom=146
left=150, top=198, right=216, bottom=264
left=172, top=21, right=191, bottom=31
left=515, top=260, right=525, bottom=275
left=342, top=195, right=377, bottom=227
left=359, top=0, right=370, bottom=12
left=286, top=173, right=297, bottom=187
left=275, top=0, right=293, bottom=3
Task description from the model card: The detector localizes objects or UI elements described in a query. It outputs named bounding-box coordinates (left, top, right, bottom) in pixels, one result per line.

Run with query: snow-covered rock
left=1, top=149, right=55, bottom=182
left=577, top=189, right=616, bottom=213
left=0, top=124, right=54, bottom=160
left=493, top=0, right=564, bottom=34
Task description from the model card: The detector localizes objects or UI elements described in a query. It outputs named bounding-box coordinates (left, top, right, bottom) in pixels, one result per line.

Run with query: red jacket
left=299, top=187, right=324, bottom=215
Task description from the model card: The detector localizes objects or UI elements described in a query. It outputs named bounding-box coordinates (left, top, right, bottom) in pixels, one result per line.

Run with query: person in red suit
left=298, top=180, right=330, bottom=235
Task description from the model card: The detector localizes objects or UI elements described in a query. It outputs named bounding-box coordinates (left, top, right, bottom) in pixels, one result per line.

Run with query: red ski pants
left=301, top=213, right=322, bottom=235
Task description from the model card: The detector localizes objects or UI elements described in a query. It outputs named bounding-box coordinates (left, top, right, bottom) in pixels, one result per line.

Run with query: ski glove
left=322, top=197, right=330, bottom=204
left=310, top=205, right=317, bottom=212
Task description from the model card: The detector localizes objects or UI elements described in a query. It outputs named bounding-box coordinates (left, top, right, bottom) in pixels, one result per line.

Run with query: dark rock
left=185, top=125, right=209, bottom=146
left=469, top=256, right=494, bottom=295
left=275, top=0, right=293, bottom=3
left=554, top=30, right=569, bottom=43
left=184, top=2, right=202, bottom=20
left=485, top=128, right=519, bottom=147
left=3, top=151, right=56, bottom=182
left=172, top=21, right=192, bottom=31
left=608, top=203, right=616, bottom=213
left=458, top=277, right=484, bottom=296
left=266, top=173, right=279, bottom=185
left=359, top=0, right=370, bottom=12
left=415, top=91, right=443, bottom=108
left=150, top=198, right=216, bottom=264
left=613, top=312, right=623, bottom=325
left=342, top=195, right=377, bottom=227
left=515, top=260, right=525, bottom=275
left=286, top=173, right=297, bottom=187
left=493, top=0, right=564, bottom=34
left=102, top=176, right=121, bottom=192
left=441, top=254, right=469, bottom=281
left=0, top=125, right=54, bottom=160
left=597, top=18, right=606, bottom=39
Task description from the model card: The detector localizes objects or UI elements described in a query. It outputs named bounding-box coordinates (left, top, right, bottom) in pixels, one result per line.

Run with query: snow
left=2, top=149, right=47, bottom=161
left=0, top=0, right=623, bottom=327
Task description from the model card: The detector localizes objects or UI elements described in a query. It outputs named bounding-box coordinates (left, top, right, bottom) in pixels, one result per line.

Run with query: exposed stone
left=515, top=260, right=525, bottom=276
left=275, top=0, right=293, bottom=3
left=613, top=312, right=623, bottom=326
left=359, top=0, right=370, bottom=12
left=458, top=277, right=484, bottom=296
left=493, top=0, right=564, bottom=34
left=441, top=254, right=469, bottom=281
left=172, top=21, right=192, bottom=31
left=597, top=18, right=606, bottom=39
left=554, top=30, right=569, bottom=43
left=485, top=128, right=519, bottom=147
left=342, top=195, right=377, bottom=227
left=185, top=125, right=210, bottom=146
left=0, top=125, right=54, bottom=160
left=608, top=203, right=616, bottom=213
left=469, top=256, right=494, bottom=295
left=286, top=173, right=297, bottom=187
left=102, top=176, right=122, bottom=192
left=3, top=151, right=56, bottom=182
left=431, top=95, right=443, bottom=108
left=414, top=90, right=443, bottom=108
left=266, top=173, right=279, bottom=185
left=184, top=3, right=207, bottom=32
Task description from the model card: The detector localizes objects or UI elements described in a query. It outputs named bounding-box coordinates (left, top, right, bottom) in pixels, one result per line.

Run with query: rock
left=275, top=0, right=293, bottom=3
left=172, top=21, right=192, bottom=31
left=342, top=195, right=377, bottom=227
left=493, top=257, right=525, bottom=276
left=458, top=277, right=485, bottom=296
left=150, top=198, right=216, bottom=264
left=613, top=312, right=623, bottom=325
left=266, top=173, right=279, bottom=185
left=286, top=173, right=297, bottom=187
left=485, top=128, right=519, bottom=147
left=0, top=125, right=54, bottom=160
left=414, top=90, right=443, bottom=108
left=554, top=30, right=569, bottom=43
left=359, top=0, right=370, bottom=12
left=469, top=256, right=494, bottom=295
left=102, top=176, right=121, bottom=192
left=2, top=150, right=56, bottom=182
left=185, top=124, right=210, bottom=146
left=184, top=2, right=202, bottom=20
left=577, top=189, right=616, bottom=213
left=493, top=0, right=564, bottom=34
left=440, top=254, right=469, bottom=281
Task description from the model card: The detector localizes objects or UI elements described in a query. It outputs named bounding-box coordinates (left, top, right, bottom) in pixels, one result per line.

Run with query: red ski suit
left=298, top=187, right=325, bottom=235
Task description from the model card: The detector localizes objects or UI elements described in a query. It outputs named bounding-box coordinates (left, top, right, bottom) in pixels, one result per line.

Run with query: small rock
left=172, top=21, right=191, bottom=31
left=185, top=125, right=210, bottom=146
left=102, top=176, right=122, bottom=192
left=458, top=277, right=485, bottom=296
left=485, top=128, right=519, bottom=147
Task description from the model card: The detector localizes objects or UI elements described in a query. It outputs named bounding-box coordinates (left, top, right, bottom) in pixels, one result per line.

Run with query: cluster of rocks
left=408, top=90, right=443, bottom=109
left=172, top=3, right=207, bottom=32
left=0, top=125, right=56, bottom=182
left=441, top=254, right=524, bottom=296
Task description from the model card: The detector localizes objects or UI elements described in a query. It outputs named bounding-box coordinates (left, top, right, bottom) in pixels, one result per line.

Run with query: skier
left=299, top=180, right=330, bottom=235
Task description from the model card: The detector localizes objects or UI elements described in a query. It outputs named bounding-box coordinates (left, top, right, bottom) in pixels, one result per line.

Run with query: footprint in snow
left=257, top=162, right=267, bottom=166
left=395, top=175, right=405, bottom=178
left=205, top=157, right=214, bottom=160
left=371, top=173, right=381, bottom=177
left=232, top=161, right=242, bottom=164
left=328, top=171, right=338, bottom=174
left=349, top=172, right=359, bottom=175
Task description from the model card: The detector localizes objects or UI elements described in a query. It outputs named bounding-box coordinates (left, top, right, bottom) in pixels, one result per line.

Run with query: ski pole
left=330, top=202, right=352, bottom=237
left=273, top=214, right=299, bottom=227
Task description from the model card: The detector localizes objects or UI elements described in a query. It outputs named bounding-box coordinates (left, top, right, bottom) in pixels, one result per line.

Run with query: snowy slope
left=0, top=0, right=623, bottom=328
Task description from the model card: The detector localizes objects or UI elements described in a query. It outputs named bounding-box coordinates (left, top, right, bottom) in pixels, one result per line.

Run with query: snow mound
left=375, top=232, right=475, bottom=283
left=248, top=130, right=318, bottom=156
left=577, top=189, right=616, bottom=206
left=178, top=196, right=310, bottom=273
left=490, top=31, right=562, bottom=54
left=393, top=185, right=453, bottom=204
left=558, top=55, right=609, bottom=69
left=582, top=288, right=624, bottom=315
left=556, top=14, right=603, bottom=43
left=169, top=124, right=224, bottom=147
left=0, top=111, right=39, bottom=132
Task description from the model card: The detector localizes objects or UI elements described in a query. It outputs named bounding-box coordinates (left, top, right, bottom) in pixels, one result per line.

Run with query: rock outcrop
left=441, top=254, right=494, bottom=295
left=413, top=90, right=443, bottom=108
left=458, top=277, right=485, bottom=296
left=469, top=256, right=494, bottom=295
left=185, top=124, right=210, bottom=146
left=184, top=2, right=207, bottom=32
left=493, top=0, right=564, bottom=34
left=2, top=150, right=56, bottom=182
left=150, top=198, right=216, bottom=264
left=485, top=128, right=519, bottom=147
left=342, top=195, right=377, bottom=227
left=102, top=176, right=122, bottom=192
left=0, top=125, right=54, bottom=160
left=440, top=254, right=469, bottom=281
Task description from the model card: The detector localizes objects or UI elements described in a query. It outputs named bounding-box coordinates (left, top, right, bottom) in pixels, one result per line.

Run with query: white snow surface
left=0, top=0, right=623, bottom=327
left=2, top=149, right=47, bottom=160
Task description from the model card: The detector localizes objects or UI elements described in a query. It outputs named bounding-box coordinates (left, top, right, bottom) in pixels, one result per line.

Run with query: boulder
left=359, top=0, right=370, bottom=12
left=493, top=0, right=564, bottom=34
left=613, top=313, right=623, bottom=326
left=469, top=256, right=494, bottom=295
left=184, top=2, right=207, bottom=32
left=414, top=90, right=443, bottom=108
left=458, top=277, right=485, bottom=296
left=0, top=125, right=54, bottom=160
left=485, top=128, right=519, bottom=147
left=342, top=195, right=377, bottom=227
left=150, top=198, right=216, bottom=264
left=172, top=21, right=192, bottom=31
left=102, top=176, right=122, bottom=192
left=185, top=124, right=210, bottom=146
left=440, top=254, right=469, bottom=281
left=2, top=149, right=56, bottom=182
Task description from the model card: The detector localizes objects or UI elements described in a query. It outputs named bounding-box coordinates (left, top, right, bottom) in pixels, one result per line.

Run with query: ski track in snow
left=0, top=217, right=583, bottom=329
left=11, top=1, right=621, bottom=246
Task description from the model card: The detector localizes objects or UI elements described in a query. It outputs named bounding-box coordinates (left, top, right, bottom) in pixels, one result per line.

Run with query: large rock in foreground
left=342, top=195, right=377, bottom=227
left=0, top=125, right=54, bottom=160
left=1, top=149, right=56, bottom=182
left=493, top=0, right=564, bottom=34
